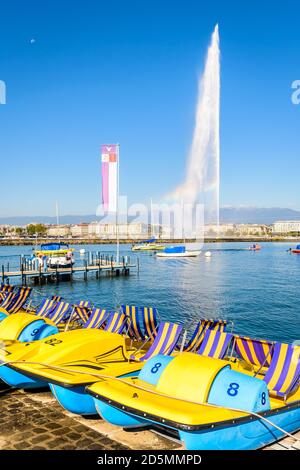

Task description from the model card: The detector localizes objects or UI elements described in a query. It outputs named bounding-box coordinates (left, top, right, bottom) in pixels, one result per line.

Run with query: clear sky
left=0, top=0, right=299, bottom=217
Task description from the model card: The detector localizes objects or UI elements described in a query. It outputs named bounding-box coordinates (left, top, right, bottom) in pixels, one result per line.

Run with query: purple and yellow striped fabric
left=197, top=329, right=233, bottom=359
left=51, top=295, right=62, bottom=302
left=131, top=322, right=183, bottom=362
left=264, top=343, right=300, bottom=398
left=83, top=308, right=108, bottom=329
left=141, top=306, right=158, bottom=340
left=0, top=284, right=14, bottom=293
left=0, top=291, right=15, bottom=308
left=184, top=319, right=227, bottom=352
left=104, top=312, right=128, bottom=334
left=35, top=298, right=57, bottom=318
left=5, top=287, right=32, bottom=314
left=77, top=300, right=92, bottom=309
left=73, top=305, right=90, bottom=323
left=121, top=305, right=144, bottom=341
left=234, top=335, right=274, bottom=367
left=47, top=301, right=71, bottom=324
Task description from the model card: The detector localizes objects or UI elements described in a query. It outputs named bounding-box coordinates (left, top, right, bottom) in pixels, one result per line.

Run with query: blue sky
left=0, top=0, right=299, bottom=216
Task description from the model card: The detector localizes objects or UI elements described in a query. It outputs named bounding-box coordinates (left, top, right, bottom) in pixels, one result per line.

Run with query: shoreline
left=1, top=236, right=300, bottom=246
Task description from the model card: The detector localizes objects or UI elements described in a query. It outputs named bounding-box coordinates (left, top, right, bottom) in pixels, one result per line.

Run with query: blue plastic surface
left=34, top=324, right=59, bottom=340
left=138, top=355, right=174, bottom=385
left=94, top=399, right=148, bottom=428
left=50, top=384, right=97, bottom=415
left=0, top=365, right=47, bottom=389
left=208, top=367, right=270, bottom=413
left=0, top=312, right=8, bottom=323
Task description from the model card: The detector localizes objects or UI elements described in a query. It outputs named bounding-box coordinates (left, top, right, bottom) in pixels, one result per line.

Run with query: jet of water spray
left=171, top=25, right=220, bottom=224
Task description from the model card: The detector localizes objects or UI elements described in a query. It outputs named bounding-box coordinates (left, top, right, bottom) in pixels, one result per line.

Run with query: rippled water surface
left=1, top=242, right=299, bottom=343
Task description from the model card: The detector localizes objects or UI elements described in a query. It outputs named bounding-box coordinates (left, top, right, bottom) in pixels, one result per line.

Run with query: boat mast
left=116, top=144, right=120, bottom=263
left=150, top=198, right=153, bottom=239
left=56, top=202, right=61, bottom=243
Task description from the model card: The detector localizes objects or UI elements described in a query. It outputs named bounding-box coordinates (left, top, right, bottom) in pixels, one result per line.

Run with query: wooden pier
left=1, top=259, right=137, bottom=285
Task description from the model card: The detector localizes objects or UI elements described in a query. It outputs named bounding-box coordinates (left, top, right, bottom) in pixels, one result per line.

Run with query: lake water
left=1, top=242, right=299, bottom=343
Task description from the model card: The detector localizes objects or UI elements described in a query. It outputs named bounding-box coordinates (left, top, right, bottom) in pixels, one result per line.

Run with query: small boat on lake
left=248, top=244, right=262, bottom=251
left=290, top=245, right=300, bottom=254
left=156, top=246, right=201, bottom=258
left=34, top=243, right=75, bottom=268
left=131, top=239, right=165, bottom=252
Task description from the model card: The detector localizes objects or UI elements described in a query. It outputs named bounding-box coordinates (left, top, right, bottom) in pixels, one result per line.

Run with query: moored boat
left=131, top=239, right=165, bottom=251
left=0, top=307, right=183, bottom=414
left=87, top=343, right=300, bottom=450
left=156, top=246, right=201, bottom=258
left=34, top=243, right=75, bottom=268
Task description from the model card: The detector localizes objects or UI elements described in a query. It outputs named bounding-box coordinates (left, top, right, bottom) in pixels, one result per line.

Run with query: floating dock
left=1, top=259, right=137, bottom=285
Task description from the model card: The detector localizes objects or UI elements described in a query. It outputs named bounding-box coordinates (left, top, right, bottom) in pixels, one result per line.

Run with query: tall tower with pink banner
left=101, top=144, right=120, bottom=260
left=101, top=144, right=119, bottom=213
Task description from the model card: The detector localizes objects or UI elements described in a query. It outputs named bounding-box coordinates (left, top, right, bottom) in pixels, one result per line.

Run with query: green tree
left=27, top=224, right=47, bottom=236
left=15, top=227, right=24, bottom=237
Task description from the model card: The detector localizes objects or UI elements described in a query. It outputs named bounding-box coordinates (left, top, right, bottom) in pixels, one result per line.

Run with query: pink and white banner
left=101, top=144, right=118, bottom=213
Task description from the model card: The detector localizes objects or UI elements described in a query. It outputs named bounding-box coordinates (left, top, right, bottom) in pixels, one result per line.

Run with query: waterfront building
left=87, top=222, right=149, bottom=239
left=47, top=225, right=71, bottom=237
left=204, top=224, right=235, bottom=237
left=70, top=223, right=89, bottom=238
left=235, top=224, right=269, bottom=236
left=272, top=220, right=300, bottom=234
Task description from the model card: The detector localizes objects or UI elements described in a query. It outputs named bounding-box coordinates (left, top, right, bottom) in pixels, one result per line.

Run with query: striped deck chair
left=184, top=319, right=227, bottom=352
left=34, top=298, right=57, bottom=318
left=83, top=308, right=108, bottom=329
left=263, top=343, right=300, bottom=399
left=141, top=306, right=159, bottom=340
left=104, top=312, right=128, bottom=334
left=47, top=301, right=71, bottom=325
left=0, top=291, right=15, bottom=309
left=51, top=295, right=62, bottom=302
left=0, top=284, right=14, bottom=293
left=77, top=300, right=92, bottom=309
left=121, top=305, right=144, bottom=341
left=197, top=329, right=233, bottom=359
left=130, top=322, right=183, bottom=362
left=234, top=335, right=274, bottom=368
left=73, top=305, right=90, bottom=323
left=4, top=287, right=32, bottom=314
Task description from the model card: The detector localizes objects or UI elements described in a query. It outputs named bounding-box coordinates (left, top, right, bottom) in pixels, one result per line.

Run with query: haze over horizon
left=0, top=1, right=299, bottom=217
left=2, top=206, right=300, bottom=227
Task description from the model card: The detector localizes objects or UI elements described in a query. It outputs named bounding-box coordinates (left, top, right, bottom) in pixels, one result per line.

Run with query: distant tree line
left=0, top=224, right=48, bottom=237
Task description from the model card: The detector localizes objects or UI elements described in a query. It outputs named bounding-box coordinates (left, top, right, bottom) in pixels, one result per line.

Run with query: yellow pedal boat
left=86, top=349, right=300, bottom=450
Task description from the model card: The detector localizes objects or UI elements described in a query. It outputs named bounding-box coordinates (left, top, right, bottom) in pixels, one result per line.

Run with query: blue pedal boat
left=86, top=344, right=300, bottom=450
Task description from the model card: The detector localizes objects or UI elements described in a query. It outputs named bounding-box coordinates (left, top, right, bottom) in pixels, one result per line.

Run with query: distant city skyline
left=0, top=1, right=299, bottom=216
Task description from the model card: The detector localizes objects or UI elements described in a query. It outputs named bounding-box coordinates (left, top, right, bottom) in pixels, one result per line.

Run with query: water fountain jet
left=171, top=24, right=220, bottom=224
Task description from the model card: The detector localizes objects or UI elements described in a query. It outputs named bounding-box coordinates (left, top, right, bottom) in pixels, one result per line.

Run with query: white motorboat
left=156, top=246, right=201, bottom=258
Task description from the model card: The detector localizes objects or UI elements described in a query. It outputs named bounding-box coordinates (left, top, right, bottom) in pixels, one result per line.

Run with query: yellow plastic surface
left=34, top=248, right=74, bottom=256
left=0, top=313, right=47, bottom=341
left=88, top=375, right=245, bottom=426
left=88, top=353, right=300, bottom=426
left=6, top=329, right=142, bottom=385
left=156, top=353, right=228, bottom=403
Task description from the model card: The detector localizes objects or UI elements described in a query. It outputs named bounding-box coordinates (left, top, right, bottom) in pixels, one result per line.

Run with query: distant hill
left=0, top=215, right=97, bottom=226
left=219, top=207, right=300, bottom=224
left=1, top=207, right=300, bottom=226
